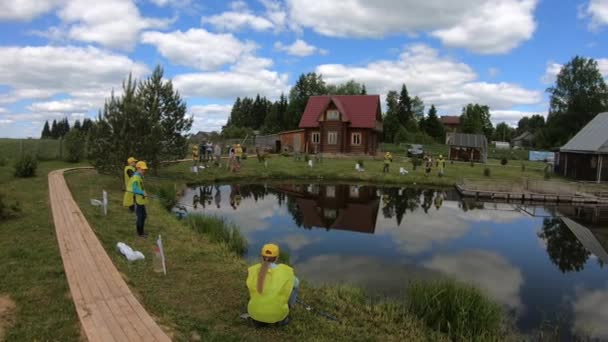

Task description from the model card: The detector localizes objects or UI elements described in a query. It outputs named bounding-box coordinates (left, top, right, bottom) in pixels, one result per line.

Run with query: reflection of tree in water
left=421, top=189, right=434, bottom=214
left=238, top=184, right=270, bottom=202
left=459, top=198, right=484, bottom=212
left=538, top=218, right=590, bottom=273
left=286, top=196, right=303, bottom=228
left=379, top=187, right=422, bottom=226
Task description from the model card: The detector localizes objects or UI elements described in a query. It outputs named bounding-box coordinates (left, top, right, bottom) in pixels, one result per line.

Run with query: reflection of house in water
left=273, top=184, right=380, bottom=234
left=556, top=206, right=608, bottom=264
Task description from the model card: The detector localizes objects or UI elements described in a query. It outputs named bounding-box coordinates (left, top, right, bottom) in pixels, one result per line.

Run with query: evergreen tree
left=81, top=118, right=93, bottom=133
left=423, top=105, right=445, bottom=142
left=397, top=84, right=416, bottom=131
left=285, top=73, right=327, bottom=129
left=360, top=84, right=367, bottom=95
left=73, top=119, right=82, bottom=131
left=51, top=119, right=58, bottom=139
left=383, top=90, right=400, bottom=142
left=41, top=121, right=51, bottom=139
left=460, top=104, right=494, bottom=139
left=89, top=65, right=192, bottom=175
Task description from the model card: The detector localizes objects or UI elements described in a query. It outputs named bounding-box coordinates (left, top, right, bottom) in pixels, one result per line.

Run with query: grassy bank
left=65, top=169, right=515, bottom=341
left=157, top=154, right=549, bottom=187
left=0, top=138, right=64, bottom=162
left=0, top=161, right=81, bottom=340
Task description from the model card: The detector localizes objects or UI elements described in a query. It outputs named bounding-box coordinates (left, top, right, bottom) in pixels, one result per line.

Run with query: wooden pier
left=456, top=184, right=608, bottom=205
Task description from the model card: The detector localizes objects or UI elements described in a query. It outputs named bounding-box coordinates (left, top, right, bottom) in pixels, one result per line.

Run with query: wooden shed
left=446, top=132, right=488, bottom=163
left=278, top=129, right=305, bottom=153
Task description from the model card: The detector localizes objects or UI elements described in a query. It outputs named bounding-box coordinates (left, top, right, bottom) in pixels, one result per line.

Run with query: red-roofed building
left=440, top=116, right=461, bottom=133
left=298, top=95, right=383, bottom=155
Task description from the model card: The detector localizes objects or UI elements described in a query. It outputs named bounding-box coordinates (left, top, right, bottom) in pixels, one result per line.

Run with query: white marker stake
left=102, top=190, right=108, bottom=216
left=157, top=235, right=167, bottom=275
left=308, top=160, right=313, bottom=168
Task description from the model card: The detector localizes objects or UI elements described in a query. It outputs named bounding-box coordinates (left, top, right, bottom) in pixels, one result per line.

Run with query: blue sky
left=0, top=0, right=607, bottom=137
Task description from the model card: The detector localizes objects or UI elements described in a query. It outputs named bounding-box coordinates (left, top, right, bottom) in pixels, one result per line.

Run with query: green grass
left=187, top=214, right=248, bottom=256
left=157, top=154, right=550, bottom=188
left=0, top=160, right=81, bottom=341
left=65, top=168, right=447, bottom=341
left=0, top=138, right=63, bottom=162
left=380, top=143, right=532, bottom=161
left=406, top=279, right=505, bottom=341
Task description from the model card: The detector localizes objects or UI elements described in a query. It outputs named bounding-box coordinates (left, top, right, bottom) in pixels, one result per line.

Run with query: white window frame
left=328, top=131, right=338, bottom=145
left=327, top=110, right=340, bottom=120
left=311, top=132, right=320, bottom=144
left=351, top=132, right=362, bottom=146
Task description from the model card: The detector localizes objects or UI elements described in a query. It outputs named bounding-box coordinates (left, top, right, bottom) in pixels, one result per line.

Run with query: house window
left=327, top=110, right=340, bottom=120
left=311, top=132, right=320, bottom=144
left=351, top=132, right=362, bottom=145
left=349, top=185, right=359, bottom=198
left=328, top=131, right=338, bottom=145
left=323, top=208, right=337, bottom=220
left=326, top=185, right=335, bottom=198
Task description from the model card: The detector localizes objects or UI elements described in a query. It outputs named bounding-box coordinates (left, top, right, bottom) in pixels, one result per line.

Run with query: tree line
left=41, top=118, right=93, bottom=139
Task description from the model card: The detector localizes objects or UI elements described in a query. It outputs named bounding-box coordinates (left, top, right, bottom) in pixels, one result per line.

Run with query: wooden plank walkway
left=49, top=169, right=171, bottom=342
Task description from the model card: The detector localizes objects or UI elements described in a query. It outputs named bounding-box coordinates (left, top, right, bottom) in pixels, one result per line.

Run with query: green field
left=0, top=138, right=64, bottom=162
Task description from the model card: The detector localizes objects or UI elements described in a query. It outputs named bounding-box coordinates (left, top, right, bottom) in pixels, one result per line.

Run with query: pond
left=177, top=183, right=608, bottom=340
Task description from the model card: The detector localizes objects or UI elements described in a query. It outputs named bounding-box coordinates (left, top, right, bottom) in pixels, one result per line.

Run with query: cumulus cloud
left=424, top=250, right=524, bottom=310
left=189, top=104, right=232, bottom=132
left=173, top=55, right=289, bottom=100
left=201, top=0, right=283, bottom=32
left=581, top=0, right=608, bottom=30
left=287, top=0, right=538, bottom=54
left=274, top=39, right=328, bottom=57
left=0, top=0, right=64, bottom=21
left=141, top=28, right=258, bottom=71
left=572, top=287, right=608, bottom=339
left=316, top=44, right=541, bottom=113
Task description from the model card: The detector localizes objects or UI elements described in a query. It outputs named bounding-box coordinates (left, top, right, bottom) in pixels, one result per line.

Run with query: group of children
left=192, top=142, right=243, bottom=173
left=122, top=157, right=149, bottom=237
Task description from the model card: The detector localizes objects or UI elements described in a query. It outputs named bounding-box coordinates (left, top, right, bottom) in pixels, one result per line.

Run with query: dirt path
left=49, top=168, right=171, bottom=342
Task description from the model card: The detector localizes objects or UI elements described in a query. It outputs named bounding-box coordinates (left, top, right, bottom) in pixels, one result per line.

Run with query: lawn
left=0, top=161, right=81, bottom=341
left=0, top=138, right=63, bottom=162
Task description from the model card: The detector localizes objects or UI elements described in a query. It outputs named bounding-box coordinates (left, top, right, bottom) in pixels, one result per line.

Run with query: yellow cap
left=439, top=154, right=443, bottom=158
left=127, top=157, right=137, bottom=164
left=261, top=243, right=279, bottom=258
left=136, top=161, right=148, bottom=170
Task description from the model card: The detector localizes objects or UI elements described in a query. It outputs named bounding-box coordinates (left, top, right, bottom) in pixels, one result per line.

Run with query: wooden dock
left=456, top=184, right=608, bottom=204
left=49, top=168, right=171, bottom=342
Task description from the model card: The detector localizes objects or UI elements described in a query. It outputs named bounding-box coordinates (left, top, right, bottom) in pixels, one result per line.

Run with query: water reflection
left=178, top=183, right=608, bottom=339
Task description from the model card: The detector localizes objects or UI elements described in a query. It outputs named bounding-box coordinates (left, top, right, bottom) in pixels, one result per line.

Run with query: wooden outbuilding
left=446, top=132, right=488, bottom=163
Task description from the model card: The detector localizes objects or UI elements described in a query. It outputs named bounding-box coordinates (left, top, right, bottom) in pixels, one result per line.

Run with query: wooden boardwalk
left=49, top=169, right=171, bottom=342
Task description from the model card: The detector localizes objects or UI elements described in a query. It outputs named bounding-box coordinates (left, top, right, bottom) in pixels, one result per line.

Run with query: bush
left=411, top=157, right=422, bottom=170
left=484, top=167, right=491, bottom=177
left=0, top=192, right=21, bottom=221
left=500, top=158, right=508, bottom=165
left=406, top=279, right=503, bottom=340
left=155, top=186, right=178, bottom=211
left=521, top=163, right=526, bottom=172
left=14, top=154, right=38, bottom=178
left=304, top=154, right=310, bottom=162
left=470, top=160, right=475, bottom=167
left=64, top=130, right=86, bottom=162
left=187, top=215, right=248, bottom=256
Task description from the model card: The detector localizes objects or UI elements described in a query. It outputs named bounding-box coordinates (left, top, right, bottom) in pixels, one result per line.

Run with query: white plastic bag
left=116, top=242, right=145, bottom=261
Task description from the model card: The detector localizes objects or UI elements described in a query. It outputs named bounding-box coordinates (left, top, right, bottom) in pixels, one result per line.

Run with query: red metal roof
left=440, top=116, right=460, bottom=125
left=299, top=95, right=381, bottom=128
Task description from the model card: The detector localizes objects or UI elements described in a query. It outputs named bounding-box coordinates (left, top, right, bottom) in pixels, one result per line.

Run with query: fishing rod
left=296, top=298, right=340, bottom=322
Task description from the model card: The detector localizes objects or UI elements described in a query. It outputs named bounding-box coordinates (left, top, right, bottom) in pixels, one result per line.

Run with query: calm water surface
left=177, top=183, right=608, bottom=339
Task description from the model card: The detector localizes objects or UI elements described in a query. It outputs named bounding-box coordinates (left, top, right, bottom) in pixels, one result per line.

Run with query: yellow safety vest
left=236, top=147, right=243, bottom=157
left=384, top=154, right=392, bottom=164
left=127, top=174, right=147, bottom=206
left=246, top=263, right=294, bottom=323
left=123, top=165, right=136, bottom=207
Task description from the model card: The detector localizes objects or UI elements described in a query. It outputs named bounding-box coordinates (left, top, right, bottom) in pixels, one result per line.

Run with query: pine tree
left=73, top=119, right=82, bottom=131
left=397, top=84, right=415, bottom=130
left=383, top=90, right=400, bottom=142
left=81, top=118, right=93, bottom=133
left=423, top=105, right=445, bottom=142
left=361, top=84, right=367, bottom=95
left=51, top=119, right=58, bottom=139
left=41, top=121, right=51, bottom=139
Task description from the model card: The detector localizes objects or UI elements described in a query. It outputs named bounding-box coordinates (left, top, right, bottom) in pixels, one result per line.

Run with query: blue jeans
left=135, top=204, right=147, bottom=236
left=289, top=277, right=299, bottom=308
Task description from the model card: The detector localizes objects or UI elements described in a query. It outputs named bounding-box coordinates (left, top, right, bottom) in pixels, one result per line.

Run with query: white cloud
left=0, top=0, right=64, bottom=21
left=287, top=0, right=538, bottom=54
left=572, top=287, right=608, bottom=339
left=149, top=0, right=192, bottom=7
left=173, top=55, right=289, bottom=100
left=189, top=104, right=232, bottom=132
left=316, top=44, right=541, bottom=112
left=581, top=0, right=608, bottom=29
left=202, top=1, right=276, bottom=32
left=274, top=39, right=327, bottom=57
left=141, top=28, right=257, bottom=71
left=27, top=99, right=96, bottom=114
left=424, top=250, right=524, bottom=310
left=55, top=0, right=172, bottom=50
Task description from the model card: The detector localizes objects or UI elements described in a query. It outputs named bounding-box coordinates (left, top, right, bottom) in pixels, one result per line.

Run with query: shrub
left=406, top=279, right=503, bottom=341
left=470, top=160, right=475, bottom=167
left=484, top=167, right=491, bottom=177
left=304, top=154, right=310, bottom=162
left=187, top=215, right=248, bottom=256
left=0, top=192, right=21, bottom=221
left=14, top=154, right=38, bottom=178
left=500, top=158, right=508, bottom=165
left=411, top=157, right=422, bottom=170
left=155, top=186, right=178, bottom=211
left=64, top=129, right=86, bottom=162
left=521, top=163, right=526, bottom=172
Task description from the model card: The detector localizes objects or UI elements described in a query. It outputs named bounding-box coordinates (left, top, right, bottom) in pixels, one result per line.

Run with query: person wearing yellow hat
left=246, top=243, right=299, bottom=326
left=436, top=154, right=446, bottom=177
left=123, top=157, right=137, bottom=212
left=383, top=152, right=393, bottom=173
left=128, top=161, right=149, bottom=237
left=235, top=143, right=243, bottom=165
